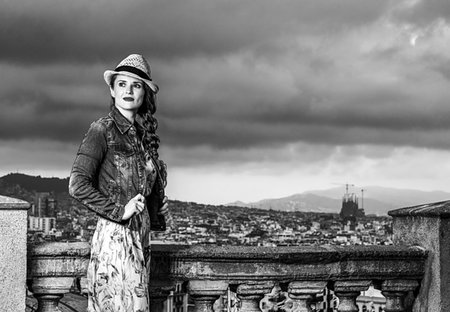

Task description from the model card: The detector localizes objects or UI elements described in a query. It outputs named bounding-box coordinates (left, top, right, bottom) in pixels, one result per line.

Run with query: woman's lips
left=123, top=97, right=134, bottom=102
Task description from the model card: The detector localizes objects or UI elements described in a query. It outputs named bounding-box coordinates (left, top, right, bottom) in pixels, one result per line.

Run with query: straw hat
left=104, top=54, right=159, bottom=93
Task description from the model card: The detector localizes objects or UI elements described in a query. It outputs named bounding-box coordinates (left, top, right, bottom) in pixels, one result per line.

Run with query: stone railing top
left=388, top=200, right=450, bottom=218
left=151, top=244, right=427, bottom=282
left=28, top=242, right=91, bottom=257
left=152, top=244, right=426, bottom=263
left=0, top=195, right=30, bottom=210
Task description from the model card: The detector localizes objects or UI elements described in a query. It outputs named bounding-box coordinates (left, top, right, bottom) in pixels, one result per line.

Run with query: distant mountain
left=230, top=186, right=450, bottom=216
left=4, top=173, right=450, bottom=216
left=233, top=193, right=340, bottom=213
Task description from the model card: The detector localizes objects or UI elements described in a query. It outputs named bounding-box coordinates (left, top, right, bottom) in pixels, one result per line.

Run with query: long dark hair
left=109, top=74, right=161, bottom=160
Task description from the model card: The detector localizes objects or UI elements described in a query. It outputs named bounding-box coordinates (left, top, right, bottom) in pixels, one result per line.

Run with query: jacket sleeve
left=68, top=121, right=125, bottom=222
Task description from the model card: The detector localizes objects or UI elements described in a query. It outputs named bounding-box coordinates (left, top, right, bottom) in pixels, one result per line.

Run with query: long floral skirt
left=87, top=211, right=151, bottom=312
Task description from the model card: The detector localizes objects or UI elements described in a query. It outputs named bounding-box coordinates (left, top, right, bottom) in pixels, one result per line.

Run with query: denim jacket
left=69, top=106, right=158, bottom=224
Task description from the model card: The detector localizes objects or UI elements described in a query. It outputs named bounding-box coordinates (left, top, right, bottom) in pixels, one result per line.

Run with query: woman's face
left=110, top=74, right=145, bottom=114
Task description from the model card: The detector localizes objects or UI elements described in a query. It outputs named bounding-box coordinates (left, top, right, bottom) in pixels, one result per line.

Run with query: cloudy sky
left=1, top=0, right=450, bottom=204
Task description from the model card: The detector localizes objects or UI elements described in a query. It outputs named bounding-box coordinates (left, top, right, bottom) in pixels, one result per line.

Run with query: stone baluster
left=236, top=281, right=275, bottom=312
left=287, top=281, right=327, bottom=312
left=28, top=277, right=75, bottom=312
left=381, top=280, right=419, bottom=312
left=27, top=242, right=90, bottom=312
left=188, top=280, right=228, bottom=312
left=332, top=280, right=371, bottom=312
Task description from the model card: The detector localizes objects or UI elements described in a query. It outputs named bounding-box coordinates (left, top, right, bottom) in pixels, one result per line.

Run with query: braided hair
left=138, top=84, right=161, bottom=160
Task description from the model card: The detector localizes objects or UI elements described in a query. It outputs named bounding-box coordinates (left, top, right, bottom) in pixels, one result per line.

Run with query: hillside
left=0, top=173, right=68, bottom=194
left=0, top=173, right=72, bottom=208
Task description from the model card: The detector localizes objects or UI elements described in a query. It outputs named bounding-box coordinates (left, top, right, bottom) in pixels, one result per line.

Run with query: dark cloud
left=160, top=114, right=450, bottom=151
left=1, top=0, right=449, bottom=159
left=0, top=0, right=390, bottom=64
left=0, top=83, right=106, bottom=142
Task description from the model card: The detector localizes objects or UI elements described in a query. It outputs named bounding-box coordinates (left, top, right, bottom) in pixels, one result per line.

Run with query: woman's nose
left=126, top=85, right=133, bottom=94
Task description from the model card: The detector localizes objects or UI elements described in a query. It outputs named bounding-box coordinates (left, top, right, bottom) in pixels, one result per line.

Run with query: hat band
left=115, top=65, right=152, bottom=81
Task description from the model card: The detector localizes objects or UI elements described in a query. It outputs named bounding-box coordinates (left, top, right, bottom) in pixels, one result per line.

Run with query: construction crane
left=360, top=188, right=368, bottom=211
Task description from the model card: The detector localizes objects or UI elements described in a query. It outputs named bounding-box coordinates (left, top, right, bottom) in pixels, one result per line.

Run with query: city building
left=32, top=192, right=57, bottom=218
left=28, top=216, right=56, bottom=235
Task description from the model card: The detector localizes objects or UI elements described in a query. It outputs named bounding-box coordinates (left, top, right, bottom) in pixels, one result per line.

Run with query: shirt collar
left=109, top=106, right=133, bottom=134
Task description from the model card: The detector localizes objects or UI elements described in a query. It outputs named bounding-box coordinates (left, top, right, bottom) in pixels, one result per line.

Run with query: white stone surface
left=0, top=195, right=30, bottom=312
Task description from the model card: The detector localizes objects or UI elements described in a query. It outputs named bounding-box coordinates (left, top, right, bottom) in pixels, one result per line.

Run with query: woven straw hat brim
left=104, top=70, right=159, bottom=94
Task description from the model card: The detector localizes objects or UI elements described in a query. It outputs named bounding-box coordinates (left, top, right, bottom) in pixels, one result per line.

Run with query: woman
left=69, top=54, right=169, bottom=312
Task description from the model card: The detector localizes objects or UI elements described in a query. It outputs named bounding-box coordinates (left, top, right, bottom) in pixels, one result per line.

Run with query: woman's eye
left=118, top=82, right=126, bottom=87
left=134, top=83, right=142, bottom=89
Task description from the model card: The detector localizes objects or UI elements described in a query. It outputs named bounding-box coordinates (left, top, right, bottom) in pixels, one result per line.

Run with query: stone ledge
left=388, top=200, right=450, bottom=218
left=152, top=244, right=427, bottom=262
left=28, top=242, right=91, bottom=257
left=0, top=195, right=30, bottom=210
left=150, top=244, right=427, bottom=283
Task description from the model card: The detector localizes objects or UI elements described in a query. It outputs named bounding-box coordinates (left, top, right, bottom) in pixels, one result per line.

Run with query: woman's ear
left=109, top=86, right=115, bottom=98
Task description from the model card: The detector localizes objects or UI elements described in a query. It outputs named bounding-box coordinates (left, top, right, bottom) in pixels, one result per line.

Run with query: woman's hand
left=122, top=193, right=145, bottom=221
left=159, top=196, right=178, bottom=232
left=159, top=196, right=169, bottom=215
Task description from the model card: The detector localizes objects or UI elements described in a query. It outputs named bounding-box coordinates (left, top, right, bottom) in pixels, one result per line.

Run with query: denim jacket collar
left=109, top=106, right=133, bottom=134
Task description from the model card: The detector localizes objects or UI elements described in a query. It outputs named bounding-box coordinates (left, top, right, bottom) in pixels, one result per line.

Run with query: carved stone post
left=0, top=196, right=30, bottom=312
left=333, top=280, right=371, bottom=312
left=381, top=280, right=419, bottom=312
left=28, top=277, right=75, bottom=312
left=188, top=280, right=228, bottom=312
left=27, top=242, right=90, bottom=312
left=237, top=281, right=275, bottom=312
left=287, top=281, right=327, bottom=312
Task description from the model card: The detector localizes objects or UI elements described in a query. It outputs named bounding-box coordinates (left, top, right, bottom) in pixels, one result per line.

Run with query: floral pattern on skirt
left=87, top=208, right=151, bottom=312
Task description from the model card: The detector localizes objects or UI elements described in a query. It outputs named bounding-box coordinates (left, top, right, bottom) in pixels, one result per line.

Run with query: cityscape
left=1, top=173, right=404, bottom=312
left=24, top=188, right=393, bottom=249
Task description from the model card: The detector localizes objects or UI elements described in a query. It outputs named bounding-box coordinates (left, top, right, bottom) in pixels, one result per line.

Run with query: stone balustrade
left=150, top=244, right=426, bottom=312
left=3, top=194, right=448, bottom=311
left=26, top=242, right=426, bottom=312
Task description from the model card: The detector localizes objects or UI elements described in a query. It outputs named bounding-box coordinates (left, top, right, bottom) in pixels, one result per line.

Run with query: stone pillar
left=389, top=201, right=450, bottom=311
left=0, top=195, right=30, bottom=312
left=188, top=280, right=228, bottom=312
left=332, top=280, right=371, bottom=312
left=237, top=281, right=275, bottom=312
left=287, top=281, right=327, bottom=312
